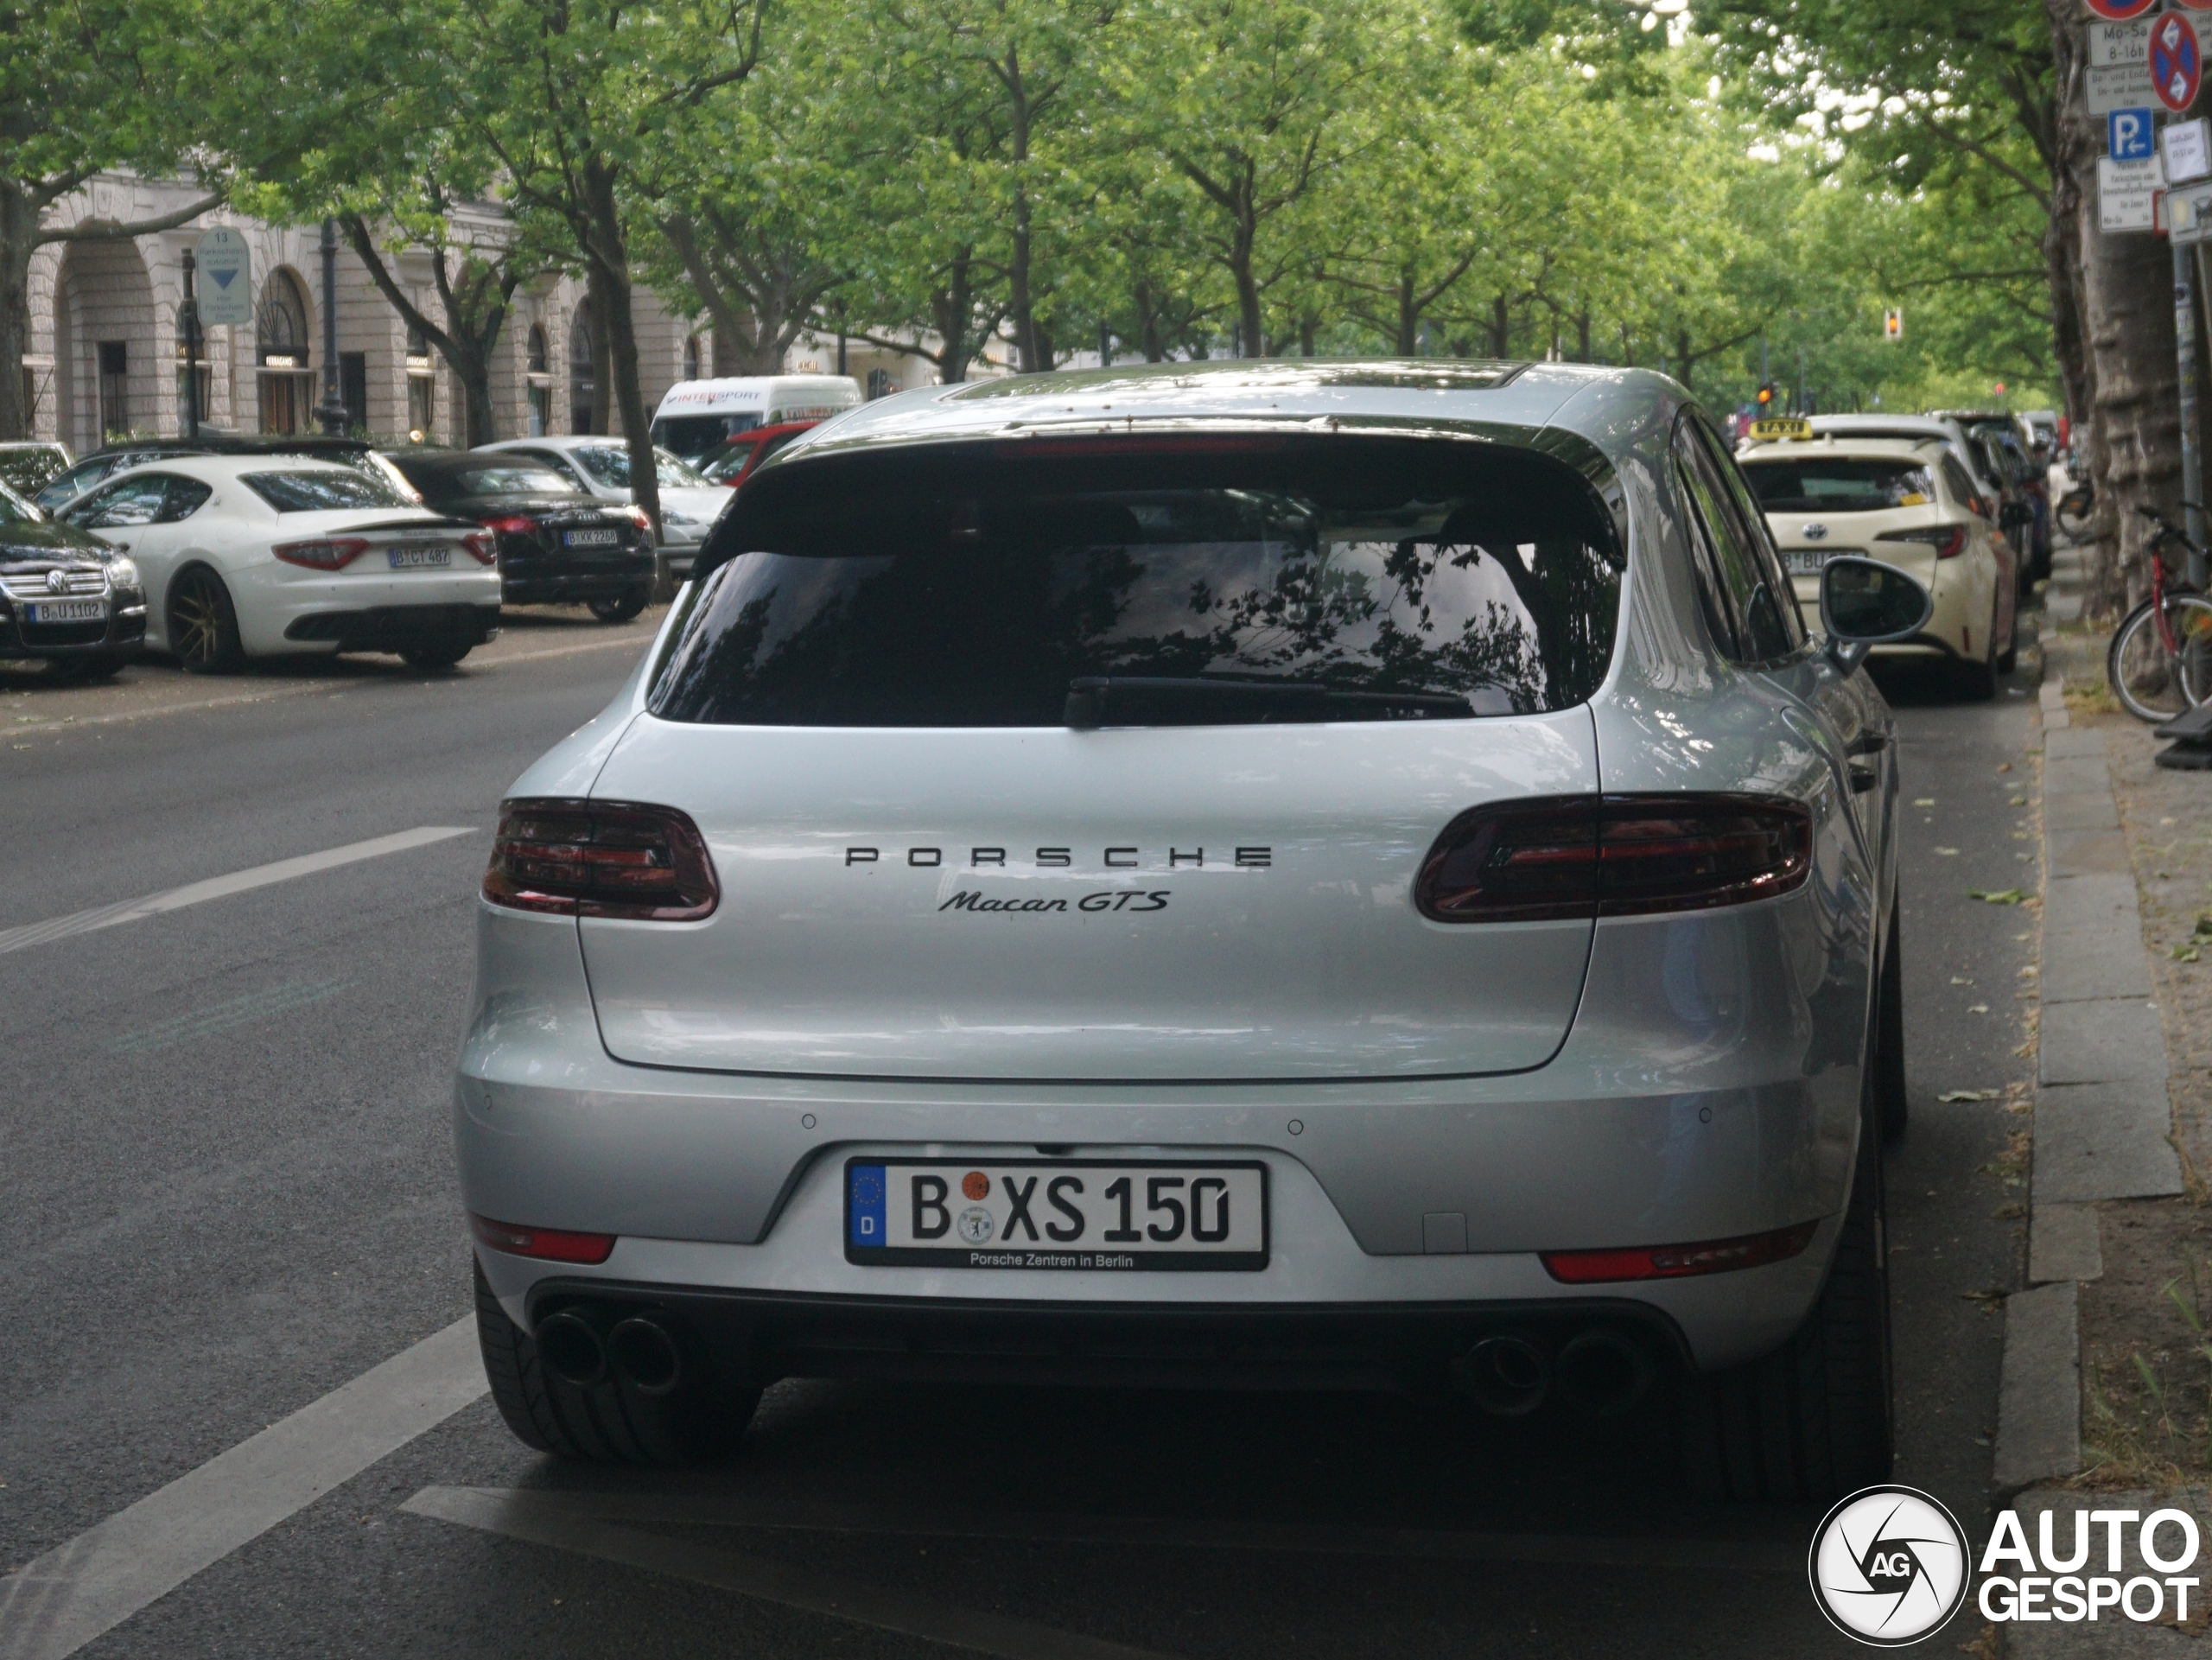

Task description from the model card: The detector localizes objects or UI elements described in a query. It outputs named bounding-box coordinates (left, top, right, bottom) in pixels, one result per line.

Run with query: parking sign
left=2113, top=107, right=2157, bottom=159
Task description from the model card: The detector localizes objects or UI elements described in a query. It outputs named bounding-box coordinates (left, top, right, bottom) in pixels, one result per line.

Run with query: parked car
left=382, top=450, right=657, bottom=622
left=459, top=359, right=1928, bottom=1505
left=32, top=434, right=419, bottom=516
left=1932, top=410, right=2052, bottom=583
left=696, top=419, right=823, bottom=487
left=473, top=436, right=729, bottom=590
left=1738, top=431, right=2013, bottom=698
left=0, top=441, right=73, bottom=498
left=1806, top=413, right=2039, bottom=589
left=648, top=374, right=861, bottom=461
left=57, top=456, right=499, bottom=672
left=0, top=479, right=145, bottom=677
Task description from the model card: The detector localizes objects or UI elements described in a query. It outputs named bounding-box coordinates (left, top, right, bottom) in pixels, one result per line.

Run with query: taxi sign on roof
left=1747, top=417, right=1815, bottom=443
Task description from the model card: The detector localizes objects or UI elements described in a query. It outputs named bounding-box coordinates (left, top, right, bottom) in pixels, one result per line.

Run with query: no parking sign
left=2153, top=12, right=2203, bottom=116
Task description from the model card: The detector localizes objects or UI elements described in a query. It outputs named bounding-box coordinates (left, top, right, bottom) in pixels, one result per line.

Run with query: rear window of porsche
left=648, top=436, right=1623, bottom=728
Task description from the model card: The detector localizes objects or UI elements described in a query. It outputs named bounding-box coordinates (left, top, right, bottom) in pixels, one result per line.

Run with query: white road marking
left=410, top=1485, right=1802, bottom=1574
left=4, top=633, right=650, bottom=741
left=0, top=1318, right=486, bottom=1660
left=0, top=826, right=474, bottom=957
left=404, top=1486, right=1180, bottom=1660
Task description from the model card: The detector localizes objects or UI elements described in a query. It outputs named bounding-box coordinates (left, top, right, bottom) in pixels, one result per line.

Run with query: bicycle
left=2106, top=506, right=2212, bottom=722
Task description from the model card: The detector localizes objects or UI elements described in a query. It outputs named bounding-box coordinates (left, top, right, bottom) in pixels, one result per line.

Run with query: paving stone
left=1994, top=1282, right=2081, bottom=1493
left=2029, top=1202, right=2104, bottom=1283
left=2041, top=875, right=2155, bottom=1002
left=2047, top=754, right=2117, bottom=798
left=2034, top=1079, right=2183, bottom=1201
left=2048, top=828, right=2134, bottom=877
left=2044, top=728, right=2108, bottom=760
left=2047, top=790, right=2122, bottom=832
left=2040, top=999, right=2171, bottom=1086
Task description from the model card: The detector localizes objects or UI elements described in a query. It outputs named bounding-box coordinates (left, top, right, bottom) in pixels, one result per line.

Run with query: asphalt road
left=0, top=627, right=2041, bottom=1658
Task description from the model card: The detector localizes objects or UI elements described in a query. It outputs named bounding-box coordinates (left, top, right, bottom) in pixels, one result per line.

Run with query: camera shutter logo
left=1808, top=1485, right=1970, bottom=1646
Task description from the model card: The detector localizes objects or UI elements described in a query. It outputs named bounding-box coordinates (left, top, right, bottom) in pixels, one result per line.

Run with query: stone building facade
left=23, top=176, right=943, bottom=455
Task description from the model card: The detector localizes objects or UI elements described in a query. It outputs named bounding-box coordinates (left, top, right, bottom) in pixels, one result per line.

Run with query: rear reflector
left=484, top=797, right=719, bottom=920
left=469, top=1213, right=617, bottom=1264
left=1541, top=1220, right=1818, bottom=1284
left=1415, top=793, right=1812, bottom=923
left=272, top=537, right=371, bottom=570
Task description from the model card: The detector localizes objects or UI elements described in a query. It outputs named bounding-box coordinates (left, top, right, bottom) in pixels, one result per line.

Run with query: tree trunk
left=1675, top=328, right=1694, bottom=390
left=582, top=168, right=658, bottom=538
left=1576, top=308, right=1592, bottom=364
left=0, top=183, right=35, bottom=442
left=1395, top=270, right=1417, bottom=356
left=930, top=254, right=976, bottom=384
left=2049, top=0, right=2177, bottom=615
left=1135, top=278, right=1166, bottom=362
left=1299, top=316, right=1317, bottom=357
left=340, top=216, right=510, bottom=448
left=1488, top=292, right=1510, bottom=359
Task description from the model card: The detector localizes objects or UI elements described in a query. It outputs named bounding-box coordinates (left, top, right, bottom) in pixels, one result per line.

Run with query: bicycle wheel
left=2108, top=593, right=2212, bottom=722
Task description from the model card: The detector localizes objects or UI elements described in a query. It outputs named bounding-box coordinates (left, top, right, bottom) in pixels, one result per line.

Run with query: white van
left=650, top=376, right=863, bottom=460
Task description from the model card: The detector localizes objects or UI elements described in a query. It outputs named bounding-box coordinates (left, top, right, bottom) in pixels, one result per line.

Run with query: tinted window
left=69, top=474, right=170, bottom=529
left=35, top=458, right=114, bottom=511
left=158, top=477, right=213, bottom=523
left=569, top=444, right=708, bottom=490
left=652, top=438, right=1622, bottom=728
left=410, top=461, right=579, bottom=496
left=1940, top=455, right=1986, bottom=515
left=0, top=447, right=68, bottom=493
left=1674, top=422, right=1792, bottom=662
left=1700, top=423, right=1805, bottom=648
left=655, top=414, right=754, bottom=457
left=241, top=470, right=413, bottom=512
left=1743, top=458, right=1938, bottom=513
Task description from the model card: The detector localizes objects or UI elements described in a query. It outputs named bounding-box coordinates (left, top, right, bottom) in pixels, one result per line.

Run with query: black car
left=30, top=434, right=411, bottom=515
left=0, top=482, right=146, bottom=677
left=382, top=452, right=656, bottom=620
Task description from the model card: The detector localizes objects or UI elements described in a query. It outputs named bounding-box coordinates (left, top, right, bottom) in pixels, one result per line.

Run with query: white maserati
left=57, top=456, right=504, bottom=671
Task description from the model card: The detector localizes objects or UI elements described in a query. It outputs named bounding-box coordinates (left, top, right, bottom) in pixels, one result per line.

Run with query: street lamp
left=315, top=219, right=348, bottom=436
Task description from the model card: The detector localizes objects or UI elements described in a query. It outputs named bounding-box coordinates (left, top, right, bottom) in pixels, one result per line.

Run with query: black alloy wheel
left=168, top=567, right=245, bottom=675
left=587, top=588, right=649, bottom=625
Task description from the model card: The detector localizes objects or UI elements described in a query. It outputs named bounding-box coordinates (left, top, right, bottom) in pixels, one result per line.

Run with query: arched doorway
left=568, top=306, right=596, bottom=434
left=256, top=270, right=313, bottom=435
left=54, top=239, right=156, bottom=451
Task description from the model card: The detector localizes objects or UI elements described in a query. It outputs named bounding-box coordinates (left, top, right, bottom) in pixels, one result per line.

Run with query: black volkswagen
left=0, top=480, right=145, bottom=677
left=382, top=451, right=657, bottom=621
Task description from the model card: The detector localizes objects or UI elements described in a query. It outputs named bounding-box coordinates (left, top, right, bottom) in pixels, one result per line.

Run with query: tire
left=399, top=639, right=474, bottom=670
left=474, top=1258, right=760, bottom=1466
left=1955, top=652, right=1998, bottom=702
left=168, top=567, right=245, bottom=675
left=1876, top=899, right=1907, bottom=1143
left=587, top=588, right=649, bottom=624
left=2107, top=593, right=2212, bottom=723
left=1676, top=1080, right=1894, bottom=1504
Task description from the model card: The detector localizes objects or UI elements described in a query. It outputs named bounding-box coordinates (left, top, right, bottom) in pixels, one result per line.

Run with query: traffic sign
left=2166, top=116, right=2212, bottom=182
left=2172, top=181, right=2212, bottom=245
left=194, top=227, right=251, bottom=327
left=2100, top=152, right=2166, bottom=231
left=2152, top=12, right=2202, bottom=115
left=2087, top=0, right=2158, bottom=19
left=2113, top=107, right=2158, bottom=159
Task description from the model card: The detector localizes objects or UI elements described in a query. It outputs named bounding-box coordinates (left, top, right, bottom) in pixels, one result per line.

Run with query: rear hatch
left=576, top=432, right=1624, bottom=1083
left=1739, top=448, right=1955, bottom=607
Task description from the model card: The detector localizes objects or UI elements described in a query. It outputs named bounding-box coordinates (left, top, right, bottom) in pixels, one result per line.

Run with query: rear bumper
left=282, top=601, right=501, bottom=650
left=502, top=570, right=652, bottom=605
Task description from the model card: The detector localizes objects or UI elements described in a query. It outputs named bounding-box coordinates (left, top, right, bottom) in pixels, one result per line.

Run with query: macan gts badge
left=458, top=359, right=1930, bottom=1504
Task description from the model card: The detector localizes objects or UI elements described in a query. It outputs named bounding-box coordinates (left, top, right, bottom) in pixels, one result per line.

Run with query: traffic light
left=1757, top=384, right=1775, bottom=410
left=1883, top=308, right=1904, bottom=342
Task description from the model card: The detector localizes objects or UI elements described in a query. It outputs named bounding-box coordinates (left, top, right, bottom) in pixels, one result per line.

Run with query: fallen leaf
left=1938, top=1089, right=2001, bottom=1102
left=1950, top=976, right=1974, bottom=985
left=1998, top=762, right=2012, bottom=773
left=1968, top=1003, right=1990, bottom=1014
left=1971, top=889, right=2027, bottom=905
left=2009, top=795, right=2028, bottom=805
left=1936, top=846, right=1961, bottom=855
left=2173, top=945, right=2202, bottom=964
left=1915, top=798, right=1937, bottom=806
left=2018, top=964, right=2038, bottom=976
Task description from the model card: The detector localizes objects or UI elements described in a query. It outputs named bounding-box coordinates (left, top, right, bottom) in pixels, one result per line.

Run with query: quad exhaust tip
left=1453, top=1335, right=1550, bottom=1417
left=535, top=1307, right=687, bottom=1395
left=1552, top=1328, right=1653, bottom=1418
left=1453, top=1328, right=1654, bottom=1418
left=607, top=1315, right=684, bottom=1395
left=534, top=1310, right=607, bottom=1389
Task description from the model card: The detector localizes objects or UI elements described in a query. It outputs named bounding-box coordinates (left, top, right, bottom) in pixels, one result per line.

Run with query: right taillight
left=1878, top=525, right=1968, bottom=558
left=484, top=798, right=719, bottom=920
left=1416, top=794, right=1812, bottom=923
left=480, top=513, right=539, bottom=537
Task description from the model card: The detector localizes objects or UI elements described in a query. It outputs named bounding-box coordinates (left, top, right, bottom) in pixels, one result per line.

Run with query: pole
left=179, top=250, right=200, bottom=442
left=2180, top=244, right=2208, bottom=588
left=1099, top=321, right=1111, bottom=367
left=836, top=333, right=847, bottom=377
left=315, top=219, right=346, bottom=436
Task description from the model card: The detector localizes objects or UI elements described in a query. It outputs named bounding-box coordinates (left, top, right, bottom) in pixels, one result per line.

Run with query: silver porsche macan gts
left=456, top=361, right=1930, bottom=1503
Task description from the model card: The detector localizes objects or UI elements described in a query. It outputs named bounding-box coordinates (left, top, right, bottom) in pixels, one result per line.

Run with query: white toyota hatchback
left=460, top=361, right=1931, bottom=1502
left=59, top=456, right=503, bottom=671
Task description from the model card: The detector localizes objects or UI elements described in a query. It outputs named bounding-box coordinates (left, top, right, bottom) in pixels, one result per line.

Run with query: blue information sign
left=2112, top=107, right=2157, bottom=161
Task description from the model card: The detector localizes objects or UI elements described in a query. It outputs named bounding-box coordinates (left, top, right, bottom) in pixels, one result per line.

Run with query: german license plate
left=846, top=1158, right=1268, bottom=1271
left=25, top=599, right=104, bottom=622
left=1787, top=550, right=1829, bottom=576
left=387, top=545, right=450, bottom=569
left=563, top=528, right=621, bottom=548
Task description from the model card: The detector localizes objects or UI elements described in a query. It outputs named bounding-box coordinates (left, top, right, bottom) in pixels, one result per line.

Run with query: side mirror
left=1820, top=556, right=1934, bottom=673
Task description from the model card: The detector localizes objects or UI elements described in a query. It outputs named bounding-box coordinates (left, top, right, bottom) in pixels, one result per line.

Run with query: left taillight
left=1878, top=525, right=1968, bottom=559
left=461, top=531, right=498, bottom=566
left=273, top=537, right=371, bottom=570
left=1415, top=794, right=1812, bottom=923
left=484, top=797, right=719, bottom=921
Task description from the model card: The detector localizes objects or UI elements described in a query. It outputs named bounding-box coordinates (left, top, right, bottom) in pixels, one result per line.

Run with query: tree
left=0, top=0, right=227, bottom=439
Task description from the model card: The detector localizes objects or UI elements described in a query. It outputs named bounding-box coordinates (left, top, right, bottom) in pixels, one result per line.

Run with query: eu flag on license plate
left=849, top=1164, right=887, bottom=1247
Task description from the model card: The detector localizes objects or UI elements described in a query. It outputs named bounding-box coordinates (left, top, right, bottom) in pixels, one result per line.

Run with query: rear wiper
left=1065, top=676, right=1476, bottom=729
